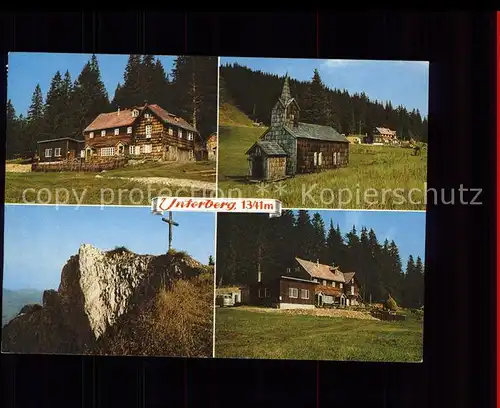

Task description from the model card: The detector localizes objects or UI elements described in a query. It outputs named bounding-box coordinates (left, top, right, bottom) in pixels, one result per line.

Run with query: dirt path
left=100, top=176, right=217, bottom=192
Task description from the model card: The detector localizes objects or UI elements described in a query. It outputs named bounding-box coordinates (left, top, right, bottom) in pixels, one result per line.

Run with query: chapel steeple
left=279, top=73, right=292, bottom=106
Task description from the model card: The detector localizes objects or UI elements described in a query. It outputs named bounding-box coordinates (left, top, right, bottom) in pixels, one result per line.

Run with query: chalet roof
left=295, top=257, right=346, bottom=283
left=37, top=137, right=84, bottom=144
left=83, top=104, right=198, bottom=134
left=147, top=104, right=198, bottom=133
left=343, top=272, right=356, bottom=284
left=84, top=108, right=139, bottom=132
left=246, top=140, right=288, bottom=156
left=284, top=122, right=349, bottom=143
left=374, top=127, right=397, bottom=136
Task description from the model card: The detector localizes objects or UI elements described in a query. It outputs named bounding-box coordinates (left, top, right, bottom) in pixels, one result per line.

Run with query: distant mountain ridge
left=3, top=288, right=43, bottom=327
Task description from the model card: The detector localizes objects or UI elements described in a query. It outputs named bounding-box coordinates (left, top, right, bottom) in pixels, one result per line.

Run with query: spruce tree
left=311, top=212, right=326, bottom=261
left=151, top=58, right=171, bottom=110
left=294, top=210, right=316, bottom=261
left=43, top=71, right=65, bottom=139
left=72, top=55, right=111, bottom=134
left=25, top=84, right=45, bottom=155
left=113, top=54, right=143, bottom=108
left=402, top=255, right=417, bottom=308
left=300, top=69, right=330, bottom=125
left=6, top=99, right=19, bottom=158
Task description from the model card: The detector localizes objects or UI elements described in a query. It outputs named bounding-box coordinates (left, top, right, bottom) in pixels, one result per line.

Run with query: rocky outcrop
left=2, top=245, right=211, bottom=354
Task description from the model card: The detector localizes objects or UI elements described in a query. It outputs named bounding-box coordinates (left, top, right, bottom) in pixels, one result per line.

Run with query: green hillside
left=218, top=125, right=266, bottom=179
left=218, top=103, right=256, bottom=127
left=2, top=289, right=43, bottom=326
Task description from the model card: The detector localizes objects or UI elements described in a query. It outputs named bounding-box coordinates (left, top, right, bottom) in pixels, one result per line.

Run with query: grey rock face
left=2, top=244, right=208, bottom=354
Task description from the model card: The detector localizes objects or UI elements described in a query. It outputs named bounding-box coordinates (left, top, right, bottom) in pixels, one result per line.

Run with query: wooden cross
left=162, top=211, right=179, bottom=252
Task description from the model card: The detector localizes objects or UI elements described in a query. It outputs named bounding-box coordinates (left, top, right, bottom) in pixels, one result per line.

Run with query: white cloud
left=320, top=59, right=362, bottom=69
left=320, top=59, right=429, bottom=71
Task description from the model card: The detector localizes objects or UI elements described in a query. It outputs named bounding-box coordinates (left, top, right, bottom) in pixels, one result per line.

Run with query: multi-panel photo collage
left=2, top=52, right=428, bottom=362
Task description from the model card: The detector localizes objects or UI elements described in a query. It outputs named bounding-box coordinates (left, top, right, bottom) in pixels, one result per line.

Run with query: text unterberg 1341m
left=151, top=197, right=282, bottom=217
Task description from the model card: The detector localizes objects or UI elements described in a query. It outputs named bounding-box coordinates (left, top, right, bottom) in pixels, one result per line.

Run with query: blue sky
left=300, top=210, right=426, bottom=265
left=3, top=205, right=216, bottom=290
left=7, top=52, right=177, bottom=116
left=221, top=57, right=429, bottom=117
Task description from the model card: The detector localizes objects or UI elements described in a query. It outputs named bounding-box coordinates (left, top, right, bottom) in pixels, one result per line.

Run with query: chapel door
left=252, top=156, right=264, bottom=179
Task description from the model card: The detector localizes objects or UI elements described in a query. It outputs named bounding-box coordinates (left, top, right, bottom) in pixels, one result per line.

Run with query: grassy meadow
left=215, top=307, right=424, bottom=362
left=5, top=160, right=216, bottom=205
left=217, top=104, right=428, bottom=210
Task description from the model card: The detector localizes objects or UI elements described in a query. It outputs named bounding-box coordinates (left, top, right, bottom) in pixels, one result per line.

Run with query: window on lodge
left=289, top=287, right=298, bottom=298
left=101, top=130, right=106, bottom=137
left=145, top=125, right=152, bottom=138
left=54, top=148, right=62, bottom=157
left=44, top=148, right=52, bottom=157
left=300, top=289, right=309, bottom=299
left=100, top=147, right=115, bottom=156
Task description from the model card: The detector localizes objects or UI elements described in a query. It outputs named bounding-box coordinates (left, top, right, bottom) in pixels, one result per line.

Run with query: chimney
left=316, top=259, right=320, bottom=267
left=257, top=261, right=262, bottom=283
left=117, top=107, right=120, bottom=115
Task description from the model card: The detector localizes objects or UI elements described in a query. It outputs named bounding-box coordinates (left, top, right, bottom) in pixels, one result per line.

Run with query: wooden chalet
left=246, top=257, right=361, bottom=309
left=246, top=75, right=350, bottom=181
left=370, top=127, right=398, bottom=145
left=36, top=137, right=84, bottom=163
left=82, top=104, right=198, bottom=162
left=248, top=276, right=317, bottom=310
left=292, top=257, right=361, bottom=307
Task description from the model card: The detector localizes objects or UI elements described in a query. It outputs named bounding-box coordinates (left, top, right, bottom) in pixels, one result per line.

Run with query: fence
left=31, top=158, right=127, bottom=173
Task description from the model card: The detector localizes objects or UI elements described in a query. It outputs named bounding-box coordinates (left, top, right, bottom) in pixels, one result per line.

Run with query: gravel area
left=6, top=164, right=31, bottom=173
left=236, top=306, right=379, bottom=321
left=99, top=176, right=217, bottom=192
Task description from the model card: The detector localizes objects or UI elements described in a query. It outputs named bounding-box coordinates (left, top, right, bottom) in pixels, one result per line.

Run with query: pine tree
left=72, top=55, right=111, bottom=134
left=43, top=71, right=65, bottom=139
left=300, top=69, right=331, bottom=125
left=414, top=256, right=425, bottom=308
left=151, top=59, right=171, bottom=110
left=25, top=84, right=45, bottom=155
left=112, top=54, right=143, bottom=109
left=208, top=255, right=215, bottom=266
left=294, top=210, right=316, bottom=261
left=311, top=212, right=326, bottom=261
left=171, top=56, right=218, bottom=140
left=402, top=255, right=417, bottom=308
left=367, top=228, right=384, bottom=301
left=6, top=99, right=20, bottom=158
